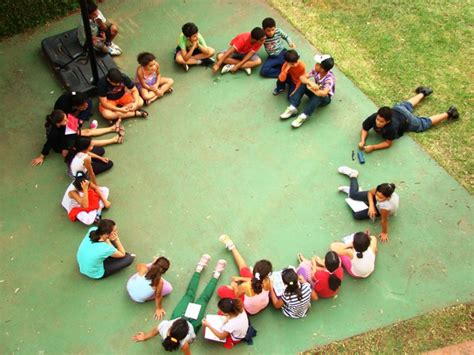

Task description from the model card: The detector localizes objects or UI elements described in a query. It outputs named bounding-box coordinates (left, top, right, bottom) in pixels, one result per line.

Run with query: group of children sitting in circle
left=30, top=2, right=461, bottom=351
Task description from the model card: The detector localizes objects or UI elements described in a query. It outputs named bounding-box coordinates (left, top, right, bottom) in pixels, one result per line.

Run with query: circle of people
left=31, top=3, right=460, bottom=352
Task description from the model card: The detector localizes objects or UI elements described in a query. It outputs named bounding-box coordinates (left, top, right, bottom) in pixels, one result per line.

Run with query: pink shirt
left=243, top=289, right=270, bottom=315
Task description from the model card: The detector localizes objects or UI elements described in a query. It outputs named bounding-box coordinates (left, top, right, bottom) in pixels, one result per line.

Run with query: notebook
left=204, top=315, right=226, bottom=343
left=271, top=270, right=286, bottom=297
left=345, top=198, right=368, bottom=213
left=184, top=303, right=201, bottom=320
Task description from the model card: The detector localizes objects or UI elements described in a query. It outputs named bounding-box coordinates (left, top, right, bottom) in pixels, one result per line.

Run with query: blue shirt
left=76, top=227, right=117, bottom=279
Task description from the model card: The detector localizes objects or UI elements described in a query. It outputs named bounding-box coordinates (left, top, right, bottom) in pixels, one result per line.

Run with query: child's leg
left=176, top=52, right=201, bottom=65
left=90, top=136, right=120, bottom=147
left=239, top=55, right=262, bottom=69
left=189, top=276, right=218, bottom=332
left=102, top=253, right=134, bottom=278
left=91, top=159, right=113, bottom=175
left=302, top=92, right=331, bottom=117
left=161, top=278, right=173, bottom=296
left=428, top=112, right=450, bottom=126
left=100, top=107, right=137, bottom=121
left=81, top=125, right=116, bottom=137
left=288, top=84, right=306, bottom=109
left=296, top=261, right=312, bottom=284
left=348, top=177, right=369, bottom=201
left=407, top=93, right=424, bottom=107
left=170, top=271, right=201, bottom=319
left=158, top=77, right=174, bottom=93
left=261, top=50, right=286, bottom=78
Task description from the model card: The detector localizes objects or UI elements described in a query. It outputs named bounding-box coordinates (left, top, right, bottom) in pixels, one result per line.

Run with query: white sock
left=299, top=113, right=308, bottom=119
left=196, top=60, right=202, bottom=65
left=289, top=105, right=296, bottom=111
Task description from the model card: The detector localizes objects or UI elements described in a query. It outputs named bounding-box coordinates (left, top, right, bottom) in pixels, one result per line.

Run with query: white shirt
left=70, top=152, right=88, bottom=178
left=158, top=318, right=195, bottom=348
left=61, top=183, right=81, bottom=213
left=376, top=192, right=399, bottom=216
left=222, top=311, right=249, bottom=341
left=351, top=247, right=376, bottom=278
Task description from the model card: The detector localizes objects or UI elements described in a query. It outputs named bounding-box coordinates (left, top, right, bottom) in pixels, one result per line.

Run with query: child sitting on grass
left=280, top=54, right=336, bottom=129
left=135, top=52, right=174, bottom=106
left=261, top=17, right=296, bottom=78
left=175, top=22, right=215, bottom=71
left=212, top=28, right=266, bottom=76
left=273, top=49, right=305, bottom=97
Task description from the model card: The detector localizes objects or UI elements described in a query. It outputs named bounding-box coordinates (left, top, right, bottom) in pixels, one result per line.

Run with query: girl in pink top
left=135, top=52, right=174, bottom=106
left=217, top=235, right=273, bottom=315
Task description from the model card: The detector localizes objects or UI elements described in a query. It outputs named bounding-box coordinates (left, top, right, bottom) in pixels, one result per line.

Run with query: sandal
left=196, top=254, right=211, bottom=272
left=167, top=87, right=174, bottom=94
left=135, top=109, right=149, bottom=118
left=213, top=259, right=227, bottom=276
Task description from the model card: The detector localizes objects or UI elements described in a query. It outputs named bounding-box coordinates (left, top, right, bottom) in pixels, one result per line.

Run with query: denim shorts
left=393, top=101, right=432, bottom=133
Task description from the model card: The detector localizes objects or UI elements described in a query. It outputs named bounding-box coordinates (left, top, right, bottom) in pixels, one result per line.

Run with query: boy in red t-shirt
left=273, top=50, right=306, bottom=96
left=212, top=28, right=266, bottom=76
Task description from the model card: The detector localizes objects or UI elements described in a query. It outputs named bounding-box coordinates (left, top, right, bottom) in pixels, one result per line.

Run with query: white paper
left=184, top=303, right=201, bottom=320
left=271, top=271, right=285, bottom=297
left=345, top=198, right=368, bottom=213
left=204, top=315, right=226, bottom=343
left=342, top=233, right=355, bottom=245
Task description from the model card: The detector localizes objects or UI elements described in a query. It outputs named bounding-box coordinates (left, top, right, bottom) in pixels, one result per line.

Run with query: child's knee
left=168, top=78, right=174, bottom=86
left=110, top=24, right=119, bottom=35
left=207, top=47, right=215, bottom=56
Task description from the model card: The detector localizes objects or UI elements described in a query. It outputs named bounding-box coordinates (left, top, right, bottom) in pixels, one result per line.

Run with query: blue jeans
left=289, top=84, right=331, bottom=116
left=392, top=101, right=432, bottom=132
left=260, top=49, right=286, bottom=78
left=276, top=77, right=296, bottom=98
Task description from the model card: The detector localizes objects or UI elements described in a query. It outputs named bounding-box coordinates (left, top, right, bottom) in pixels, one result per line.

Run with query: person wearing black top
left=98, top=68, right=147, bottom=121
left=359, top=87, right=459, bottom=153
left=31, top=110, right=124, bottom=166
left=54, top=91, right=93, bottom=123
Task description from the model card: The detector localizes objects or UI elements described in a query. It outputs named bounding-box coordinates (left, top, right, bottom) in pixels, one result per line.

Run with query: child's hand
left=358, top=141, right=365, bottom=150
left=202, top=319, right=209, bottom=327
left=212, top=64, right=219, bottom=74
left=31, top=156, right=44, bottom=166
left=364, top=145, right=375, bottom=153
left=230, top=65, right=239, bottom=73
left=104, top=200, right=111, bottom=209
left=80, top=180, right=89, bottom=191
left=379, top=232, right=389, bottom=243
left=289, top=43, right=296, bottom=49
left=132, top=332, right=146, bottom=342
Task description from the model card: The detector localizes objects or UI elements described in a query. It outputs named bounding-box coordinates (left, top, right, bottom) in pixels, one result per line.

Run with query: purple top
left=309, top=70, right=336, bottom=97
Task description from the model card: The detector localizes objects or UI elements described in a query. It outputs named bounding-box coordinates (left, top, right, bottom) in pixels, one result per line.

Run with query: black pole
left=79, top=0, right=99, bottom=85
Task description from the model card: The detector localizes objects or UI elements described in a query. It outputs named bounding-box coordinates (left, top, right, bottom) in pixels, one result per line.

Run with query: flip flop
left=297, top=253, right=306, bottom=263
left=135, top=109, right=149, bottom=118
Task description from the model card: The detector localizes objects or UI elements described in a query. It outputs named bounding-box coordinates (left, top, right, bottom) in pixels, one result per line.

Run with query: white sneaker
left=291, top=113, right=308, bottom=128
left=108, top=45, right=121, bottom=56
left=244, top=68, right=252, bottom=75
left=183, top=64, right=189, bottom=72
left=280, top=106, right=298, bottom=120
left=338, top=166, right=359, bottom=178
left=338, top=186, right=350, bottom=195
left=221, top=64, right=234, bottom=74
left=110, top=42, right=122, bottom=53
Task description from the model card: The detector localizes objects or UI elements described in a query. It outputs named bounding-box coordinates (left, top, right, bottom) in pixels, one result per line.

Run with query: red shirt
left=313, top=266, right=344, bottom=298
left=230, top=32, right=262, bottom=54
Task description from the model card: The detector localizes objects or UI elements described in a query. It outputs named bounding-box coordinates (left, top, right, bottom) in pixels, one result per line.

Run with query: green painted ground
left=0, top=0, right=472, bottom=354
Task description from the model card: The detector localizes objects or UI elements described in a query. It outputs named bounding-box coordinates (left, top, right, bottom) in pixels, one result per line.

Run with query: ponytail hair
left=324, top=251, right=342, bottom=291
left=251, top=259, right=272, bottom=294
left=45, top=109, right=65, bottom=129
left=376, top=183, right=396, bottom=198
left=89, top=219, right=115, bottom=242
left=162, top=318, right=189, bottom=351
left=65, top=137, right=92, bottom=165
left=217, top=298, right=244, bottom=316
left=282, top=268, right=302, bottom=300
left=353, top=231, right=371, bottom=258
left=145, top=257, right=170, bottom=288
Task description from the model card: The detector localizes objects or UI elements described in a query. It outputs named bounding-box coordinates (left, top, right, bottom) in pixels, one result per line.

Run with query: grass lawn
left=305, top=303, right=473, bottom=353
left=269, top=0, right=474, bottom=193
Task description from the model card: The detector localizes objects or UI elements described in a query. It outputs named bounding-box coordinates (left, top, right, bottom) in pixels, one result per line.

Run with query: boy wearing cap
left=280, top=54, right=336, bottom=128
left=359, top=88, right=459, bottom=153
left=212, top=27, right=266, bottom=76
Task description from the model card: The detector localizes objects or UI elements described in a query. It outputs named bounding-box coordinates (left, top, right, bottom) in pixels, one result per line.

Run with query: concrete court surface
left=0, top=0, right=472, bottom=353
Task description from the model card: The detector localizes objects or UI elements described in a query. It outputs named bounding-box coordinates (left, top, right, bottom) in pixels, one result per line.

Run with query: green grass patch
left=304, top=303, right=473, bottom=353
left=269, top=0, right=474, bottom=193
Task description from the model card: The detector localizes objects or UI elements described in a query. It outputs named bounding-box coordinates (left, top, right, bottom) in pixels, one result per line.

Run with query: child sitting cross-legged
left=135, top=52, right=174, bottom=106
left=212, top=28, right=266, bottom=76
left=175, top=22, right=215, bottom=71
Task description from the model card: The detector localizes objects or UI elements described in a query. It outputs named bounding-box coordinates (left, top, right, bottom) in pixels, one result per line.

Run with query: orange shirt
left=278, top=60, right=306, bottom=87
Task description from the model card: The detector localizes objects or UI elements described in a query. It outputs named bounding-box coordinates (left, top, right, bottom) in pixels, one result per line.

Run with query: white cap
left=313, top=54, right=332, bottom=63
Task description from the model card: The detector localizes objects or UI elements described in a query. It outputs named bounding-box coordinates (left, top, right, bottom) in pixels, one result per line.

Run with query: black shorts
left=174, top=46, right=202, bottom=59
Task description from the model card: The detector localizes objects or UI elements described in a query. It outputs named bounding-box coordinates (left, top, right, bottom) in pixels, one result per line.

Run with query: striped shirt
left=281, top=282, right=312, bottom=318
left=263, top=28, right=292, bottom=56
left=309, top=70, right=336, bottom=97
